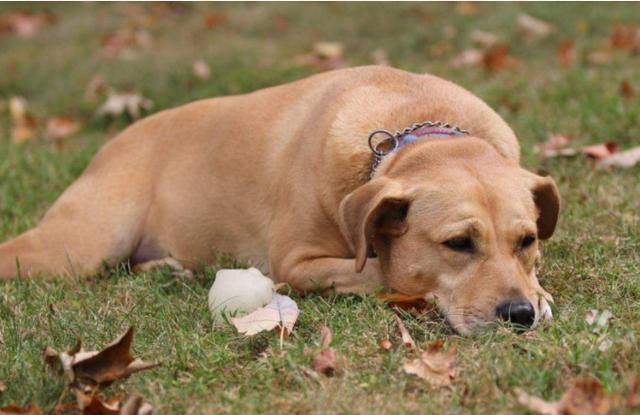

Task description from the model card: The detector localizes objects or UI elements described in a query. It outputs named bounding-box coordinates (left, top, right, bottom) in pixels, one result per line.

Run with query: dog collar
left=368, top=121, right=469, bottom=179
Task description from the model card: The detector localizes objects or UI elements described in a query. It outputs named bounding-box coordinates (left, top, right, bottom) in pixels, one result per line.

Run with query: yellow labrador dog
left=0, top=66, right=559, bottom=334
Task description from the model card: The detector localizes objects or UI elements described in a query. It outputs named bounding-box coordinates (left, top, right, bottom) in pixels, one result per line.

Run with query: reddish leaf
left=582, top=142, right=617, bottom=160
left=202, top=11, right=227, bottom=29
left=557, top=40, right=577, bottom=66
left=620, top=80, right=635, bottom=99
left=45, top=116, right=81, bottom=141
left=312, top=324, right=337, bottom=376
left=482, top=45, right=519, bottom=71
left=0, top=404, right=42, bottom=415
left=610, top=23, right=640, bottom=51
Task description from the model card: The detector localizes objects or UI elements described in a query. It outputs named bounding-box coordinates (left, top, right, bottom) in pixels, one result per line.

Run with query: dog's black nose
left=496, top=299, right=535, bottom=329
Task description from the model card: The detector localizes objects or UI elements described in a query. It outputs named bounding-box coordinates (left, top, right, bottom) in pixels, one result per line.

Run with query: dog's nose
left=496, top=299, right=535, bottom=329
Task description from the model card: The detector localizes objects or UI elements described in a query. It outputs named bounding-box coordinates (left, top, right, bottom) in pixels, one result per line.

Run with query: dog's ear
left=339, top=178, right=410, bottom=272
left=527, top=174, right=561, bottom=239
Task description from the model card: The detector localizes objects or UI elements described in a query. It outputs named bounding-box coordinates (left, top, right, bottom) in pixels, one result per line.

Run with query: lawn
left=0, top=2, right=639, bottom=414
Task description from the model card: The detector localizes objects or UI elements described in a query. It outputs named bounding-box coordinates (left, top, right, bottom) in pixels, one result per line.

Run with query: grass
left=1, top=2, right=639, bottom=413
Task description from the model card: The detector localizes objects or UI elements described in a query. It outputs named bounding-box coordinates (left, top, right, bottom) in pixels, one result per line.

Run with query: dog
left=0, top=66, right=559, bottom=334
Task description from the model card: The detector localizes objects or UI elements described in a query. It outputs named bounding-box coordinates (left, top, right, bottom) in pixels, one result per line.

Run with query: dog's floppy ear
left=527, top=174, right=561, bottom=239
left=339, top=178, right=410, bottom=272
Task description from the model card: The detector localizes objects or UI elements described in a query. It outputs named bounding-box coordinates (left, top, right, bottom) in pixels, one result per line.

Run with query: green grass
left=1, top=2, right=639, bottom=413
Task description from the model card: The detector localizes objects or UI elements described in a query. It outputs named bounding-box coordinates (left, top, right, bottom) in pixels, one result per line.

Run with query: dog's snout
left=496, top=298, right=535, bottom=330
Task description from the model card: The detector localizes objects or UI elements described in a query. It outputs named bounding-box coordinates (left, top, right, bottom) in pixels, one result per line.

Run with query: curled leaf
left=393, top=314, right=416, bottom=350
left=231, top=293, right=299, bottom=336
left=516, top=378, right=616, bottom=415
left=403, top=340, right=457, bottom=387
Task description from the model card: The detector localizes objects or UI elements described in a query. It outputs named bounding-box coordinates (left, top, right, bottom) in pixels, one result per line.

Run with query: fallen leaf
left=557, top=40, right=577, bottom=66
left=455, top=2, right=479, bottom=15
left=585, top=309, right=613, bottom=333
left=45, top=327, right=157, bottom=389
left=0, top=404, right=42, bottom=415
left=534, top=133, right=574, bottom=157
left=231, top=293, right=299, bottom=336
left=192, top=60, right=210, bottom=80
left=100, top=30, right=152, bottom=59
left=379, top=337, right=392, bottom=351
left=518, top=14, right=553, bottom=39
left=45, top=116, right=81, bottom=141
left=470, top=30, right=497, bottom=48
left=450, top=49, right=483, bottom=68
left=313, top=42, right=344, bottom=60
left=587, top=50, right=613, bottom=65
left=0, top=11, right=54, bottom=38
left=598, top=146, right=640, bottom=169
left=9, top=96, right=36, bottom=144
left=403, top=340, right=457, bottom=387
left=515, top=378, right=617, bottom=415
left=0, top=381, right=5, bottom=392
left=393, top=314, right=416, bottom=350
left=271, top=15, right=289, bottom=30
left=203, top=11, right=227, bottom=29
left=620, top=80, right=635, bottom=99
left=482, top=45, right=519, bottom=71
left=610, top=23, right=640, bottom=52
left=581, top=142, right=617, bottom=160
left=312, top=324, right=337, bottom=376
left=377, top=292, right=436, bottom=315
left=97, top=93, right=153, bottom=120
left=598, top=338, right=613, bottom=352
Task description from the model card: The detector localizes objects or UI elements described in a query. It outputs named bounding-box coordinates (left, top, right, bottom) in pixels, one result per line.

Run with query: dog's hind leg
left=0, top=146, right=152, bottom=280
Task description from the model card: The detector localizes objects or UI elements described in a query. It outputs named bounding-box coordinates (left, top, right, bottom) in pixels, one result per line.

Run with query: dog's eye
left=520, top=234, right=536, bottom=249
left=443, top=236, right=474, bottom=253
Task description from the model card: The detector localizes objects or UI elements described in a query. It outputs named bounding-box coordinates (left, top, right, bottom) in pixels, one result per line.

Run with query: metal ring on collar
left=368, top=129, right=398, bottom=156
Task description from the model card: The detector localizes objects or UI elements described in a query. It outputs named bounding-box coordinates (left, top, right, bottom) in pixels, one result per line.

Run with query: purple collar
left=368, top=121, right=469, bottom=178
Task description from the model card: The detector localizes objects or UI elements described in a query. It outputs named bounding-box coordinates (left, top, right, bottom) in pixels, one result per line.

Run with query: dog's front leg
left=273, top=255, right=384, bottom=294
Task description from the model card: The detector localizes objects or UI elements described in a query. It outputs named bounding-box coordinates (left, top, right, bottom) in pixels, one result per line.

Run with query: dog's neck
left=367, top=121, right=469, bottom=179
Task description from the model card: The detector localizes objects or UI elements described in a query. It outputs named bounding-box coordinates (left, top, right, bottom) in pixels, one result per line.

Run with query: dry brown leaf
left=9, top=96, right=37, bottom=144
left=610, top=23, right=640, bottom=51
left=393, top=314, right=416, bottom=350
left=518, top=14, right=553, bottom=39
left=100, top=30, right=152, bottom=59
left=587, top=50, right=613, bottom=65
left=97, top=93, right=153, bottom=120
left=557, top=40, right=577, bottom=66
left=203, top=11, right=227, bottom=29
left=455, top=2, right=479, bottom=15
left=0, top=381, right=5, bottom=393
left=0, top=404, right=42, bottom=415
left=379, top=337, right=392, bottom=351
left=620, top=80, right=635, bottom=99
left=582, top=142, right=617, bottom=160
left=534, top=134, right=574, bottom=157
left=515, top=378, right=617, bottom=415
left=231, top=293, right=299, bottom=336
left=403, top=340, right=457, bottom=387
left=0, top=11, right=54, bottom=38
left=378, top=292, right=436, bottom=315
left=450, top=49, right=483, bottom=68
left=45, top=327, right=157, bottom=390
left=192, top=60, right=210, bottom=80
left=313, top=42, right=344, bottom=60
left=598, top=146, right=640, bottom=169
left=482, top=45, right=519, bottom=71
left=45, top=116, right=81, bottom=141
left=470, top=30, right=498, bottom=48
left=312, top=325, right=337, bottom=377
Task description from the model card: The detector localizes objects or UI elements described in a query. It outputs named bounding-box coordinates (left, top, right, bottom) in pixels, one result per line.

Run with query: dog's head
left=339, top=138, right=559, bottom=335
